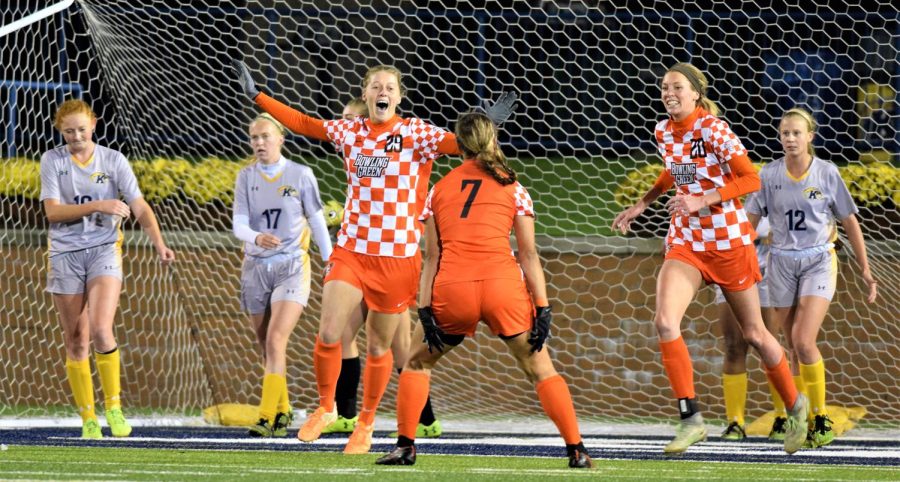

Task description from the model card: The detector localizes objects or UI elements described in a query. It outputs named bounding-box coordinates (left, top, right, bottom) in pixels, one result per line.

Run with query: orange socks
left=659, top=336, right=695, bottom=399
left=396, top=371, right=431, bottom=440
left=764, top=353, right=798, bottom=410
left=358, top=350, right=393, bottom=426
left=313, top=337, right=342, bottom=411
left=536, top=375, right=581, bottom=445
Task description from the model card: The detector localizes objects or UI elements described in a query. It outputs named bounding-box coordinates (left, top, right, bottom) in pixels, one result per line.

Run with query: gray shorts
left=46, top=243, right=123, bottom=294
left=767, top=248, right=838, bottom=308
left=715, top=244, right=770, bottom=307
left=240, top=253, right=311, bottom=314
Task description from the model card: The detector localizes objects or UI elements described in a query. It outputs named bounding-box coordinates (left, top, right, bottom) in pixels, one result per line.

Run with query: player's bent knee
left=723, top=338, right=750, bottom=360
left=793, top=342, right=819, bottom=363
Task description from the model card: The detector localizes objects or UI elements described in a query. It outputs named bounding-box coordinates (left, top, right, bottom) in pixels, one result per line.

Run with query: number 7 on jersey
left=460, top=179, right=482, bottom=218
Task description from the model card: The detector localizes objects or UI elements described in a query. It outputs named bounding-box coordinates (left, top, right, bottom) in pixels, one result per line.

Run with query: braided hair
left=455, top=111, right=516, bottom=185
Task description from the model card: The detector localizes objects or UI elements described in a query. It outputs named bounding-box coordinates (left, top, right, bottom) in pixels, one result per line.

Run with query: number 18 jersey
left=39, top=145, right=143, bottom=256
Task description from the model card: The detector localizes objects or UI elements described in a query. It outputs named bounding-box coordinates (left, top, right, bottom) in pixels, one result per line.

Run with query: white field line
left=5, top=457, right=900, bottom=473
left=1, top=466, right=892, bottom=482
left=38, top=435, right=900, bottom=460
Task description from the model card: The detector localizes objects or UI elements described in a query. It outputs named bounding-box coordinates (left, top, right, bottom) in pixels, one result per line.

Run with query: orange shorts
left=324, top=246, right=420, bottom=313
left=665, top=243, right=761, bottom=292
left=432, top=278, right=533, bottom=338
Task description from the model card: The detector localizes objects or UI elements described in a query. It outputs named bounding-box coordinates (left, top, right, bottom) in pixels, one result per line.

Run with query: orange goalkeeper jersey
left=420, top=159, right=534, bottom=285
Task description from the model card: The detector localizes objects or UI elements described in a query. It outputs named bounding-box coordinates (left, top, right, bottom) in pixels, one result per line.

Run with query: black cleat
left=567, top=442, right=594, bottom=469
left=375, top=445, right=417, bottom=466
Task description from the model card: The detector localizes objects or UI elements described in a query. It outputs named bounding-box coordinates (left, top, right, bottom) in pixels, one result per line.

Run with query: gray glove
left=482, top=91, right=518, bottom=125
left=231, top=59, right=260, bottom=100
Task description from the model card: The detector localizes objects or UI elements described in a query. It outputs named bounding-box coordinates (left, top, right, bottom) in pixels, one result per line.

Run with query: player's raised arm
left=230, top=59, right=329, bottom=141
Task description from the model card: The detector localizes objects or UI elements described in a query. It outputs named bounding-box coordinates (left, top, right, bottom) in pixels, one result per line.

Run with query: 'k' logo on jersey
left=803, top=187, right=824, bottom=200
left=354, top=154, right=390, bottom=178
left=90, top=172, right=110, bottom=184
left=671, top=162, right=697, bottom=186
left=278, top=185, right=299, bottom=197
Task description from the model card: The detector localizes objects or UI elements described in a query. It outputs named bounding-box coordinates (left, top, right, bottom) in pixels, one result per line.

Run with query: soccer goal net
left=1, top=1, right=897, bottom=427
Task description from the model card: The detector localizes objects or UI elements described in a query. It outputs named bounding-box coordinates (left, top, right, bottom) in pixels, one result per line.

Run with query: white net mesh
left=1, top=1, right=897, bottom=427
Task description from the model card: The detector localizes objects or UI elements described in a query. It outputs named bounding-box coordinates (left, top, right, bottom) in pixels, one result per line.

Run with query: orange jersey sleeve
left=437, top=133, right=460, bottom=156
left=717, top=154, right=760, bottom=202
left=255, top=93, right=329, bottom=141
left=652, top=169, right=675, bottom=193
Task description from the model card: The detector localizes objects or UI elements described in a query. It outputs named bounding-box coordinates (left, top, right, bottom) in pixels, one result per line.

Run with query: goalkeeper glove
left=418, top=306, right=445, bottom=353
left=231, top=59, right=260, bottom=100
left=528, top=305, right=552, bottom=353
left=482, top=91, right=518, bottom=125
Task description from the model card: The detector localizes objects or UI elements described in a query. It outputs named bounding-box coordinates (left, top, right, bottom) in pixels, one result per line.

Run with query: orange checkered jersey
left=420, top=159, right=535, bottom=285
left=256, top=93, right=460, bottom=257
left=653, top=106, right=760, bottom=252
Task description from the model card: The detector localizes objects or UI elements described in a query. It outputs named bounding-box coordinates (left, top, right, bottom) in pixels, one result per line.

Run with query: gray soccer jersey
left=39, top=145, right=143, bottom=256
left=746, top=157, right=857, bottom=251
left=233, top=157, right=324, bottom=259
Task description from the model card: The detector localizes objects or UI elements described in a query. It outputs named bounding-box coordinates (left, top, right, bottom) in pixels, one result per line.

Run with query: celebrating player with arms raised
left=230, top=60, right=514, bottom=453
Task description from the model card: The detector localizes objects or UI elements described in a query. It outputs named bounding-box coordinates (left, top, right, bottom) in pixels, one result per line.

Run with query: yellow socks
left=767, top=379, right=787, bottom=417
left=66, top=358, right=96, bottom=421
left=722, top=372, right=747, bottom=426
left=278, top=376, right=291, bottom=414
left=259, top=373, right=285, bottom=422
left=95, top=348, right=122, bottom=411
left=800, top=359, right=827, bottom=418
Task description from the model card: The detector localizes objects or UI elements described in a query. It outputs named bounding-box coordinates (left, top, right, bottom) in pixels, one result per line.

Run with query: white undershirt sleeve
left=232, top=214, right=260, bottom=246
left=307, top=209, right=333, bottom=262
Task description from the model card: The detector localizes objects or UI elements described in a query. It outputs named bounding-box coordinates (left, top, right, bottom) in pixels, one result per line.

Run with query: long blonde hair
left=666, top=62, right=720, bottom=116
left=53, top=99, right=96, bottom=130
left=781, top=107, right=816, bottom=157
left=455, top=112, right=516, bottom=185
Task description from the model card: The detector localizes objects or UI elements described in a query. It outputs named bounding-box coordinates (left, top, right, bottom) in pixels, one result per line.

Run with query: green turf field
left=1, top=445, right=897, bottom=481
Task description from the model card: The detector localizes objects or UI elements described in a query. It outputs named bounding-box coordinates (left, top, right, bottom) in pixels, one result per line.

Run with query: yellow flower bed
left=0, top=157, right=245, bottom=204
left=0, top=158, right=42, bottom=199
left=615, top=162, right=898, bottom=208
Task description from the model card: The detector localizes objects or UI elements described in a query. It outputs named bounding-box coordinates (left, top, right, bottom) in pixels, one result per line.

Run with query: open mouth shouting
left=375, top=98, right=390, bottom=115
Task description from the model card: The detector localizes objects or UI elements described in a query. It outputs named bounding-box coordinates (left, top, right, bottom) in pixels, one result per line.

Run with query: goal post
left=1, top=1, right=897, bottom=428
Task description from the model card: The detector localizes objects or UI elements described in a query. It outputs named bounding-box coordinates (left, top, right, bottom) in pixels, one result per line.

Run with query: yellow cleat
left=81, top=418, right=103, bottom=439
left=105, top=408, right=132, bottom=438
left=388, top=420, right=443, bottom=439
left=322, top=415, right=357, bottom=434
left=272, top=411, right=294, bottom=438
left=720, top=421, right=746, bottom=441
